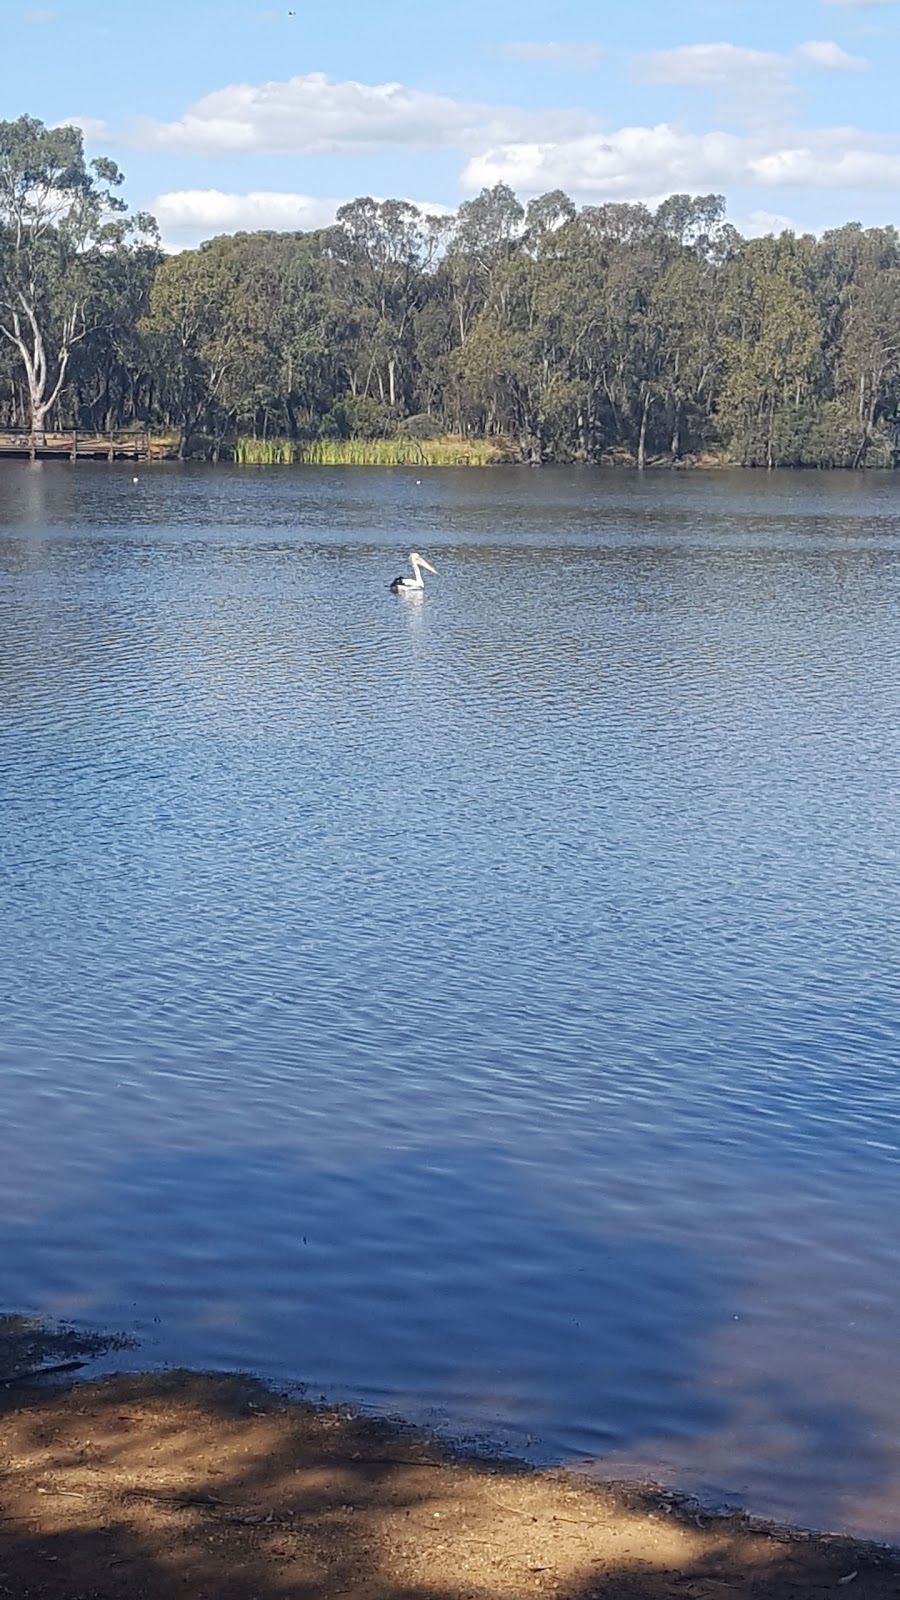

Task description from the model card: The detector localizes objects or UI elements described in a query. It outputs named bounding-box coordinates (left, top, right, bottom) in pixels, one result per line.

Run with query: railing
left=0, top=428, right=150, bottom=458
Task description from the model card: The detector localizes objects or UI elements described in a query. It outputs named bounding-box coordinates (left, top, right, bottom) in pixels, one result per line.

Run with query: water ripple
left=2, top=463, right=900, bottom=1540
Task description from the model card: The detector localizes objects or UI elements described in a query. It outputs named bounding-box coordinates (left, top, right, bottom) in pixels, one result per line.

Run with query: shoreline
left=3, top=445, right=899, bottom=471
left=2, top=1362, right=898, bottom=1600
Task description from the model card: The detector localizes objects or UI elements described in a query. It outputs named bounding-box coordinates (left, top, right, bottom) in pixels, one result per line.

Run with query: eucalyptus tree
left=527, top=212, right=613, bottom=460
left=445, top=183, right=524, bottom=346
left=451, top=188, right=588, bottom=456
left=0, top=114, right=156, bottom=440
left=332, top=198, right=448, bottom=411
left=525, top=189, right=577, bottom=247
left=410, top=278, right=460, bottom=428
left=647, top=252, right=719, bottom=459
left=0, top=322, right=22, bottom=425
left=203, top=230, right=328, bottom=440
left=572, top=202, right=662, bottom=464
left=68, top=242, right=161, bottom=431
left=141, top=239, right=247, bottom=456
left=649, top=196, right=730, bottom=459
left=719, top=233, right=822, bottom=466
left=276, top=231, right=350, bottom=435
left=822, top=227, right=900, bottom=466
left=655, top=192, right=730, bottom=256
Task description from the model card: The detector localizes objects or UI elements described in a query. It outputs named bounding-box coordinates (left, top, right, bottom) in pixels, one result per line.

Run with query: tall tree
left=331, top=198, right=447, bottom=411
left=832, top=228, right=900, bottom=466
left=719, top=233, right=822, bottom=467
left=0, top=115, right=155, bottom=440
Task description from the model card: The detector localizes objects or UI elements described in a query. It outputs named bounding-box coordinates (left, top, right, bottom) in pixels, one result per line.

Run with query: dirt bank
left=1, top=1367, right=898, bottom=1600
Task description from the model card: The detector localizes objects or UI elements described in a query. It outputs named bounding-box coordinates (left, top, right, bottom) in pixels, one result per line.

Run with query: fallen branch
left=0, top=1360, right=87, bottom=1386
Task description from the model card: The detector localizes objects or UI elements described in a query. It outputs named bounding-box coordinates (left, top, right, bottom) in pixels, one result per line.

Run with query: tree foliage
left=0, top=115, right=158, bottom=438
left=2, top=119, right=900, bottom=466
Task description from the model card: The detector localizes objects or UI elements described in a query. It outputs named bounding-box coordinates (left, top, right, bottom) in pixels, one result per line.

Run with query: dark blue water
left=2, top=462, right=900, bottom=1540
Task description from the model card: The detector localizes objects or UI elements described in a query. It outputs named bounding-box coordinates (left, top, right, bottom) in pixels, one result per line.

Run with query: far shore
left=1, top=1321, right=898, bottom=1600
left=3, top=434, right=898, bottom=469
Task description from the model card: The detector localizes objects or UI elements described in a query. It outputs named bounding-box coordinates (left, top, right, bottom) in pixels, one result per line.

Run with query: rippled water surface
left=2, top=462, right=900, bottom=1540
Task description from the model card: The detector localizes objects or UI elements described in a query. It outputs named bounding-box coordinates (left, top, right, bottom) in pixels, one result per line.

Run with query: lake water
left=2, top=461, right=900, bottom=1542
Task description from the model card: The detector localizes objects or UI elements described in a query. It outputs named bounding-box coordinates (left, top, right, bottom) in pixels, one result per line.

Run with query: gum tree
left=0, top=114, right=155, bottom=441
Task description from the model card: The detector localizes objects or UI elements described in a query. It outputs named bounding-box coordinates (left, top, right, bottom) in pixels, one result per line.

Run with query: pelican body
left=390, top=551, right=437, bottom=593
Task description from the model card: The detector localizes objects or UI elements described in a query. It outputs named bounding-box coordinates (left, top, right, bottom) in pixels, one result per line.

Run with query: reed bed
left=232, top=435, right=506, bottom=467
left=301, top=437, right=502, bottom=466
left=233, top=437, right=296, bottom=464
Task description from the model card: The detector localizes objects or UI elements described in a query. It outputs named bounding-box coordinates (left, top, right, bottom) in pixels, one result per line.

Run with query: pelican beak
left=419, top=558, right=438, bottom=575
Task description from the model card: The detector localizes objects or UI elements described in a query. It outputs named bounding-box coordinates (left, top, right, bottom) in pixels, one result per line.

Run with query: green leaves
left=0, top=115, right=156, bottom=438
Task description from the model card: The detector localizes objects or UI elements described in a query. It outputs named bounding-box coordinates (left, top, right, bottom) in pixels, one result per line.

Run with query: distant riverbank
left=149, top=431, right=515, bottom=466
left=6, top=431, right=891, bottom=468
left=154, top=433, right=752, bottom=468
left=159, top=436, right=898, bottom=469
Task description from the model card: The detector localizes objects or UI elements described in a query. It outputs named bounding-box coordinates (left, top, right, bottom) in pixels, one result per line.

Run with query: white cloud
left=134, top=72, right=595, bottom=155
left=822, top=0, right=896, bottom=8
left=730, top=208, right=800, bottom=236
left=151, top=189, right=341, bottom=248
left=633, top=40, right=863, bottom=120
left=151, top=188, right=453, bottom=251
left=461, top=124, right=900, bottom=202
left=797, top=39, right=867, bottom=67
left=497, top=41, right=606, bottom=67
left=24, top=8, right=55, bottom=20
left=638, top=38, right=867, bottom=93
left=639, top=43, right=787, bottom=88
left=749, top=137, right=900, bottom=183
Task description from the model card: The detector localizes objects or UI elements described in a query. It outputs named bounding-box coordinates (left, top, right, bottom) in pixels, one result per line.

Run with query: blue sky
left=4, top=0, right=900, bottom=247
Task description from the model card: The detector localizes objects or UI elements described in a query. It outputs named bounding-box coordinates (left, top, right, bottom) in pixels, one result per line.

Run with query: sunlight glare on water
left=2, top=462, right=900, bottom=1540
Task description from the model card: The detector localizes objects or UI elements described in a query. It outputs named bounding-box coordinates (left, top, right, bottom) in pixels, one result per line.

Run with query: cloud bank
left=151, top=188, right=452, bottom=250
left=135, top=73, right=595, bottom=155
left=151, top=189, right=342, bottom=248
left=67, top=48, right=900, bottom=248
left=461, top=125, right=900, bottom=200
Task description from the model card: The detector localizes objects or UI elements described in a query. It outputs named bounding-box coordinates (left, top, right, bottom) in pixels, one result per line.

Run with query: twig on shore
left=0, top=1360, right=87, bottom=1386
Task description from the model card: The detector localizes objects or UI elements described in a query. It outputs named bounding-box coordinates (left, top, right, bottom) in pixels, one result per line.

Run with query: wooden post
left=70, top=429, right=77, bottom=462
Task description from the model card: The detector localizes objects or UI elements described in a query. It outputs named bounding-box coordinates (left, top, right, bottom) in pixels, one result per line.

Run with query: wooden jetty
left=0, top=428, right=150, bottom=461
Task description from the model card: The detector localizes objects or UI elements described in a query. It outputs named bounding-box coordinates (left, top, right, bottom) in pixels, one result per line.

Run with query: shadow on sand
left=1, top=1362, right=899, bottom=1600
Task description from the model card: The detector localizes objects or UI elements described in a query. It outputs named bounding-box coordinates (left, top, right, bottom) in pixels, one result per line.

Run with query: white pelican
left=389, top=551, right=437, bottom=593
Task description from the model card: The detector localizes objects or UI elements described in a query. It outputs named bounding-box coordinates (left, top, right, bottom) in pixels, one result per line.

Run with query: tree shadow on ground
left=1, top=1368, right=899, bottom=1600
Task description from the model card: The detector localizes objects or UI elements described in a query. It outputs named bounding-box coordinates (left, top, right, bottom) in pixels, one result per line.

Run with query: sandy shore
left=1, top=1362, right=899, bottom=1600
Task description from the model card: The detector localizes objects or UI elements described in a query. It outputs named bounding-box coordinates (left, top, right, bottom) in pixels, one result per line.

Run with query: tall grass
left=233, top=437, right=296, bottom=464
left=300, top=436, right=504, bottom=466
left=232, top=434, right=508, bottom=466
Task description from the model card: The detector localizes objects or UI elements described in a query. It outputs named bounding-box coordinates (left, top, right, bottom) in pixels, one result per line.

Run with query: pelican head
left=409, top=551, right=437, bottom=575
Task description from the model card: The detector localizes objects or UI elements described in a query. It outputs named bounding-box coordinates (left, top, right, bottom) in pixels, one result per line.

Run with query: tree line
left=2, top=114, right=900, bottom=468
